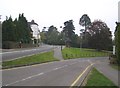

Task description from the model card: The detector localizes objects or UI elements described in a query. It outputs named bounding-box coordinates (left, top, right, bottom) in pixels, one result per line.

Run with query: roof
left=28, top=20, right=38, bottom=26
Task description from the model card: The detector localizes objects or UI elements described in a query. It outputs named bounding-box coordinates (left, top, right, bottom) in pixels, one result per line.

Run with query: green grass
left=62, top=47, right=109, bottom=59
left=2, top=51, right=58, bottom=69
left=85, top=68, right=117, bottom=87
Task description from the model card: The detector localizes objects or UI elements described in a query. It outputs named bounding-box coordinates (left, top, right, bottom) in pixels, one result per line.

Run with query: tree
left=79, top=14, right=91, bottom=48
left=2, top=14, right=32, bottom=43
left=46, top=25, right=59, bottom=45
left=115, top=22, right=120, bottom=64
left=63, top=20, right=75, bottom=47
left=88, top=20, right=112, bottom=51
left=79, top=14, right=91, bottom=32
left=2, top=16, right=16, bottom=41
left=17, top=13, right=32, bottom=43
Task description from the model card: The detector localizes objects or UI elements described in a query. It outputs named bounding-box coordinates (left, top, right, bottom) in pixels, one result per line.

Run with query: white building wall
left=30, top=24, right=40, bottom=39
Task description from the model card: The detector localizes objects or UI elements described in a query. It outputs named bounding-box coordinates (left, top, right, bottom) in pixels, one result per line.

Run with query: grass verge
left=2, top=51, right=58, bottom=69
left=62, top=47, right=109, bottom=59
left=85, top=68, right=118, bottom=87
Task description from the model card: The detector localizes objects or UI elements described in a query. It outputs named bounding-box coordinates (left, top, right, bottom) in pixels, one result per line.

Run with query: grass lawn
left=2, top=51, right=58, bottom=69
left=85, top=68, right=118, bottom=87
left=62, top=47, right=109, bottom=59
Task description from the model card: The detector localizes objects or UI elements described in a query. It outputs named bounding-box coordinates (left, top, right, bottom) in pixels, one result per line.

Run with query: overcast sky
left=0, top=0, right=119, bottom=36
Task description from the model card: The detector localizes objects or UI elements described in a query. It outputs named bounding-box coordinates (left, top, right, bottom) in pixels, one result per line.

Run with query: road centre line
left=5, top=72, right=44, bottom=86
left=4, top=62, right=77, bottom=86
left=2, top=59, right=88, bottom=71
left=4, top=64, right=69, bottom=86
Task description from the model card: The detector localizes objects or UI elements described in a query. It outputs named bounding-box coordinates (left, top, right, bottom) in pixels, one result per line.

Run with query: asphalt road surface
left=2, top=57, right=109, bottom=86
left=2, top=45, right=55, bottom=61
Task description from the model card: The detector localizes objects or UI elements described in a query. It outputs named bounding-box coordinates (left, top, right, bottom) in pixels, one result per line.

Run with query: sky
left=0, top=0, right=119, bottom=36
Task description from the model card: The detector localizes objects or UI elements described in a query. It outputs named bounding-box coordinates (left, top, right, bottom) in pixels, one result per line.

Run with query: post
left=60, top=39, right=62, bottom=51
left=80, top=29, right=84, bottom=51
left=80, top=34, right=82, bottom=51
left=113, top=45, right=115, bottom=55
left=61, top=45, right=62, bottom=51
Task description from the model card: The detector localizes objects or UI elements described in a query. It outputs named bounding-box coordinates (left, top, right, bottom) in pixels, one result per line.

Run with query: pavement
left=54, top=46, right=64, bottom=61
left=93, top=59, right=119, bottom=86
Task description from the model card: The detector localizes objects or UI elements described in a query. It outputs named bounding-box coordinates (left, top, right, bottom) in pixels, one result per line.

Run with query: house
left=28, top=20, right=41, bottom=45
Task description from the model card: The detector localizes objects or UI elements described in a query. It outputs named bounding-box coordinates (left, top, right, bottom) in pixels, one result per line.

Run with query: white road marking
left=4, top=64, right=70, bottom=86
left=53, top=67, right=59, bottom=70
left=52, top=64, right=69, bottom=71
left=5, top=72, right=44, bottom=86
left=4, top=61, right=82, bottom=86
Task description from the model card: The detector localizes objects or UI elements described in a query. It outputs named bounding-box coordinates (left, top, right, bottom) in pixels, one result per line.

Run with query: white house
left=28, top=20, right=41, bottom=44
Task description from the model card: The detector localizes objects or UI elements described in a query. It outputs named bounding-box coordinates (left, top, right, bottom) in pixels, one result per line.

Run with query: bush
left=2, top=41, right=36, bottom=49
left=109, top=54, right=118, bottom=64
left=2, top=41, right=18, bottom=49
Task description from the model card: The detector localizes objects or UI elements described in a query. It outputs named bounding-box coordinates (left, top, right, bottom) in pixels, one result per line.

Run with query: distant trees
left=79, top=14, right=112, bottom=51
left=62, top=20, right=75, bottom=47
left=17, top=14, right=32, bottom=43
left=2, top=16, right=16, bottom=41
left=2, top=13, right=32, bottom=48
left=79, top=14, right=91, bottom=48
left=40, top=25, right=61, bottom=45
left=40, top=20, right=80, bottom=47
left=46, top=25, right=59, bottom=45
left=2, top=13, right=32, bottom=43
left=79, top=14, right=91, bottom=32
left=88, top=20, right=112, bottom=51
left=62, top=20, right=79, bottom=47
left=3, top=13, right=113, bottom=50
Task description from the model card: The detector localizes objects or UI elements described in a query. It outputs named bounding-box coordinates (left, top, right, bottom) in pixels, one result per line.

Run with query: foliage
left=79, top=15, right=112, bottom=51
left=79, top=14, right=91, bottom=48
left=115, top=22, right=120, bottom=64
left=2, top=16, right=16, bottom=41
left=17, top=13, right=32, bottom=43
left=88, top=20, right=113, bottom=51
left=2, top=13, right=32, bottom=45
left=46, top=25, right=59, bottom=44
left=40, top=25, right=61, bottom=45
left=79, top=14, right=91, bottom=30
left=62, top=20, right=77, bottom=47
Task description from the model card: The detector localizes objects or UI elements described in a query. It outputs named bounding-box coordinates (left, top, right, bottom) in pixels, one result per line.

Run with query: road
left=2, top=45, right=55, bottom=61
left=2, top=57, right=110, bottom=87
